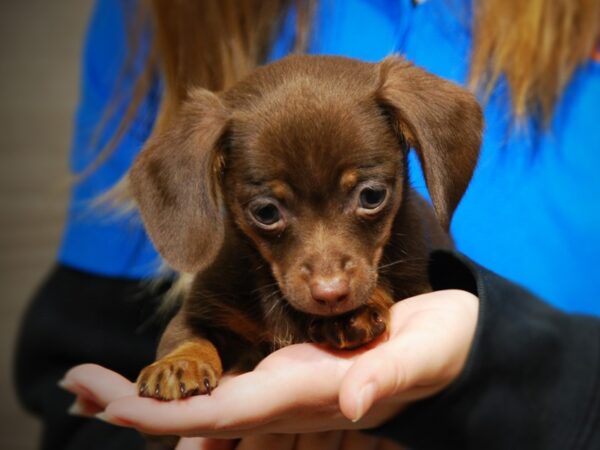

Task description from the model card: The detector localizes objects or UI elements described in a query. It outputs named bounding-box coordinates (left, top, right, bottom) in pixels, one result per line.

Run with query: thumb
left=338, top=290, right=478, bottom=422
left=338, top=337, right=413, bottom=422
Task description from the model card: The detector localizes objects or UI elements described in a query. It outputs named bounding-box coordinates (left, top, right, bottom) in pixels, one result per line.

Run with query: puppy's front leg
left=137, top=312, right=223, bottom=400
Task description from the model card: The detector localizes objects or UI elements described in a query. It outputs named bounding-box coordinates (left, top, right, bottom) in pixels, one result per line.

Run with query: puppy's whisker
left=262, top=288, right=284, bottom=304
left=391, top=243, right=410, bottom=253
left=267, top=292, right=286, bottom=312
left=252, top=281, right=279, bottom=295
left=264, top=296, right=284, bottom=318
left=261, top=289, right=289, bottom=324
left=270, top=299, right=297, bottom=349
left=378, top=259, right=409, bottom=270
left=377, top=255, right=429, bottom=273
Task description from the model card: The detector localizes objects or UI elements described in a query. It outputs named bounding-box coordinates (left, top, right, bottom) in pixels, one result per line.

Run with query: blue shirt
left=59, top=0, right=161, bottom=277
left=60, top=0, right=600, bottom=315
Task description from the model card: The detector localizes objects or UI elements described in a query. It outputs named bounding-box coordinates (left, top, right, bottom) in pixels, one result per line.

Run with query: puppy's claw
left=137, top=357, right=219, bottom=401
left=371, top=310, right=382, bottom=323
left=309, top=303, right=390, bottom=350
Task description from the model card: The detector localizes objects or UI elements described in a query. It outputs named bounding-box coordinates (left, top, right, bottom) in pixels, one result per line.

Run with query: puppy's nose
left=310, top=276, right=350, bottom=305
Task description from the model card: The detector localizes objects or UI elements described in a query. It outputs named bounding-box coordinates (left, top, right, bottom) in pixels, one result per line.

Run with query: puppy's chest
left=184, top=273, right=309, bottom=371
left=190, top=269, right=308, bottom=337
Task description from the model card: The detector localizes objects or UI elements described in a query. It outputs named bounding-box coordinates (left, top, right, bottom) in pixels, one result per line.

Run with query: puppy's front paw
left=309, top=303, right=389, bottom=350
left=137, top=357, right=219, bottom=401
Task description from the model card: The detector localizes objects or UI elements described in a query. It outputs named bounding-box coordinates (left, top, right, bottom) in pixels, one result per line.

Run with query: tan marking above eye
left=340, top=170, right=358, bottom=191
left=269, top=180, right=293, bottom=201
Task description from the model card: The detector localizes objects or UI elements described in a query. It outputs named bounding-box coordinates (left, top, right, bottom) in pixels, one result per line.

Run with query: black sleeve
left=13, top=264, right=169, bottom=450
left=372, top=250, right=600, bottom=450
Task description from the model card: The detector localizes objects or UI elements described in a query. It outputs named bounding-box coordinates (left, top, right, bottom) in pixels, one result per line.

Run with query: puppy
left=130, top=55, right=482, bottom=400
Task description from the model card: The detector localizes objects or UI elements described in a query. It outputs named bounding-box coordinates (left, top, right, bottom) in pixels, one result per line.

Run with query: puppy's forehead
left=230, top=82, right=399, bottom=193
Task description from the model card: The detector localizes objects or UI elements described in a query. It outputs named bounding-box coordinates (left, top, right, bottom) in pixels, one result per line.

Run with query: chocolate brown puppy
left=130, top=55, right=482, bottom=400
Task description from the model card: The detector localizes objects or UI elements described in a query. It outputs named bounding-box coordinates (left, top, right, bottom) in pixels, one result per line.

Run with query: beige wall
left=0, top=1, right=94, bottom=448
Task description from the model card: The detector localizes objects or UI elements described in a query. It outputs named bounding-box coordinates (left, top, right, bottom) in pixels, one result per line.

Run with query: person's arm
left=371, top=250, right=600, bottom=450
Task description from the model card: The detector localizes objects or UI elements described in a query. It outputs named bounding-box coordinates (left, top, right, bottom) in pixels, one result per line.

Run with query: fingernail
left=57, top=378, right=73, bottom=391
left=67, top=400, right=84, bottom=416
left=96, top=412, right=128, bottom=427
left=352, top=382, right=376, bottom=422
left=95, top=412, right=114, bottom=424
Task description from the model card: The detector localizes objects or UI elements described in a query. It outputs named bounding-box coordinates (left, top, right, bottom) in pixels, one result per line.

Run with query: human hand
left=61, top=289, right=478, bottom=442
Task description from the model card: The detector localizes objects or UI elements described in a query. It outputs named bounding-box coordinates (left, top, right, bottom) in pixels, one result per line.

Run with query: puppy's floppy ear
left=130, top=89, right=229, bottom=273
left=376, top=56, right=483, bottom=230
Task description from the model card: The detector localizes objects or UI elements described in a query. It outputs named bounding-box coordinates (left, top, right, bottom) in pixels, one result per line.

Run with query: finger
left=176, top=437, right=200, bottom=450
left=338, top=336, right=417, bottom=422
left=102, top=344, right=353, bottom=435
left=339, top=431, right=379, bottom=450
left=102, top=369, right=332, bottom=436
left=176, top=437, right=237, bottom=450
left=258, top=412, right=356, bottom=435
left=60, top=364, right=136, bottom=407
left=294, top=431, right=343, bottom=450
left=235, top=434, right=295, bottom=450
left=67, top=395, right=106, bottom=417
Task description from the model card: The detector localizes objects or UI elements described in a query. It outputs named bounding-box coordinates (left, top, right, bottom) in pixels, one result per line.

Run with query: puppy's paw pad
left=137, top=358, right=219, bottom=401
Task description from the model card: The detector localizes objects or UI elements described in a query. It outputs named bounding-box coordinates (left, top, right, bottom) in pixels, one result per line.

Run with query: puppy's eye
left=251, top=202, right=282, bottom=229
left=359, top=187, right=387, bottom=211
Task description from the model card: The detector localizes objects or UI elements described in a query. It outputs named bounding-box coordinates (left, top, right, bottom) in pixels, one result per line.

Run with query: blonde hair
left=469, top=0, right=600, bottom=123
left=149, top=0, right=314, bottom=130
left=79, top=0, right=314, bottom=179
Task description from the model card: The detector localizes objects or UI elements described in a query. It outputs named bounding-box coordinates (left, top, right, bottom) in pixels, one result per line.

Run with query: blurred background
left=0, top=0, right=93, bottom=448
